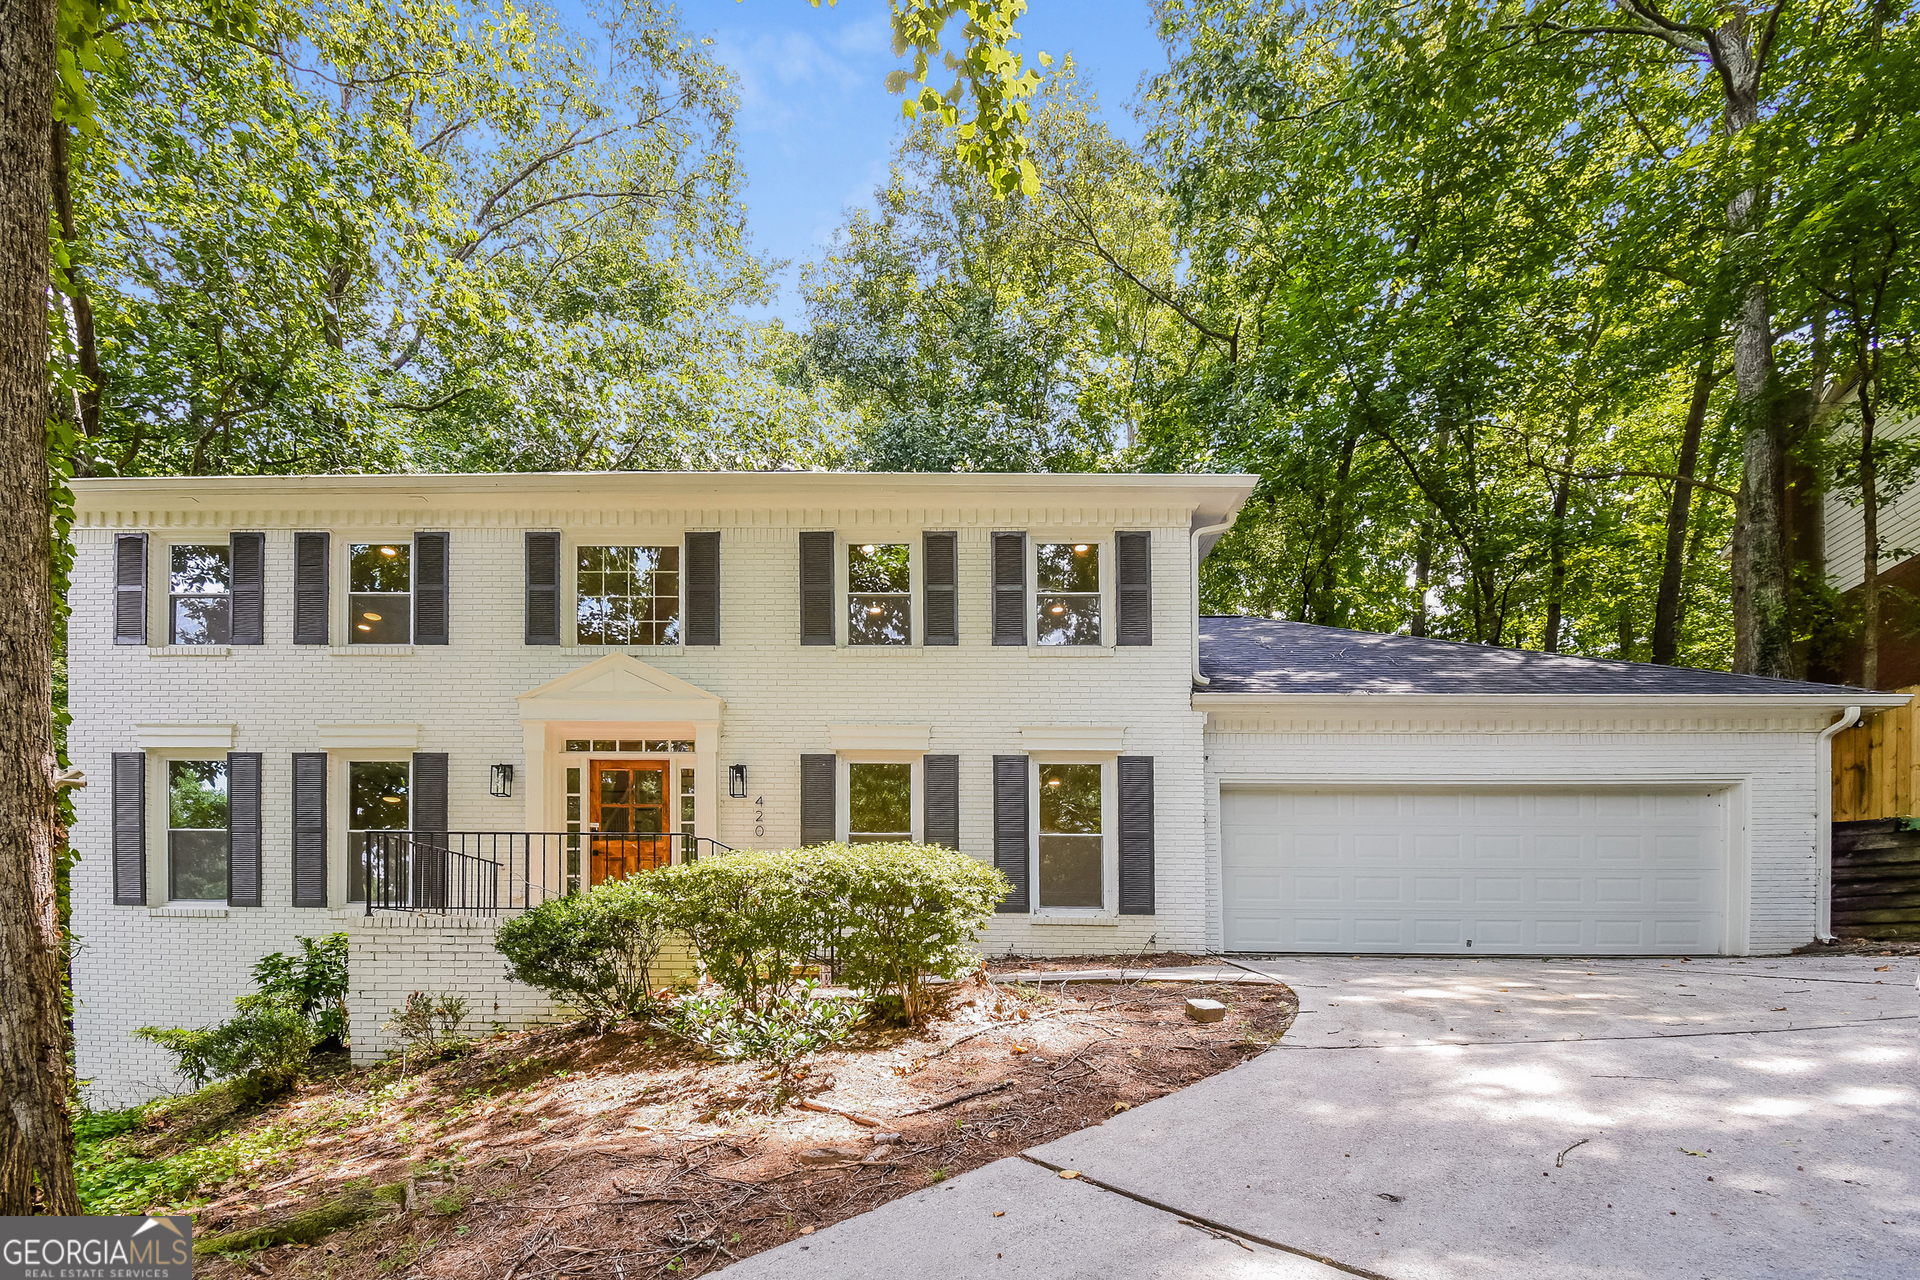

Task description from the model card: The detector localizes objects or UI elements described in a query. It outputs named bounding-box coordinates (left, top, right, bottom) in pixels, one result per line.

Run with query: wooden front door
left=588, top=760, right=671, bottom=884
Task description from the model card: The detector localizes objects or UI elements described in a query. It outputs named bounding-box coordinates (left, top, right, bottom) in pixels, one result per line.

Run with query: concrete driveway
left=727, top=955, right=1918, bottom=1280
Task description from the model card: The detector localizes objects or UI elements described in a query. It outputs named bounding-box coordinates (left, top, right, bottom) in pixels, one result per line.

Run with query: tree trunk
left=1543, top=456, right=1571, bottom=653
left=0, top=0, right=81, bottom=1215
left=1411, top=532, right=1431, bottom=637
left=48, top=123, right=99, bottom=456
left=1859, top=374, right=1882, bottom=689
left=1652, top=335, right=1716, bottom=665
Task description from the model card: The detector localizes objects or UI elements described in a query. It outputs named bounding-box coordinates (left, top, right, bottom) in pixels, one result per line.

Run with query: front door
left=588, top=760, right=671, bottom=884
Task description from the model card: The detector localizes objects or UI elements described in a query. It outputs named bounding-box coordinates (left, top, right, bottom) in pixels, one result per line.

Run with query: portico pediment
left=515, top=654, right=723, bottom=723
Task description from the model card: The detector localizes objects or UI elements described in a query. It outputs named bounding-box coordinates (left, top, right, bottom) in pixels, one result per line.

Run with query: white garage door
left=1221, top=787, right=1727, bottom=955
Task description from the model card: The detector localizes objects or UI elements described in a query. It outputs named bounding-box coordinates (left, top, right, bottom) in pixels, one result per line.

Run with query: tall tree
left=0, top=0, right=79, bottom=1216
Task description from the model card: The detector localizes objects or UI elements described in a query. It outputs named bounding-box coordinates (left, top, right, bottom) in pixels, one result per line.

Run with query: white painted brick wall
left=69, top=491, right=1207, bottom=1103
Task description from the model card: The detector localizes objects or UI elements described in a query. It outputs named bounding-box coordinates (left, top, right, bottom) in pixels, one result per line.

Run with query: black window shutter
left=923, top=532, right=957, bottom=646
left=924, top=754, right=960, bottom=848
left=685, top=531, right=721, bottom=645
left=800, top=754, right=836, bottom=844
left=525, top=531, right=561, bottom=645
left=227, top=752, right=262, bottom=906
left=1116, top=531, right=1152, bottom=646
left=412, top=752, right=450, bottom=910
left=799, top=532, right=834, bottom=645
left=292, top=752, right=327, bottom=907
left=414, top=532, right=449, bottom=645
left=991, top=532, right=1025, bottom=646
left=1117, top=756, right=1156, bottom=915
left=229, top=532, right=265, bottom=645
left=992, top=754, right=1029, bottom=912
left=111, top=752, right=145, bottom=905
left=113, top=533, right=147, bottom=645
left=293, top=532, right=330, bottom=645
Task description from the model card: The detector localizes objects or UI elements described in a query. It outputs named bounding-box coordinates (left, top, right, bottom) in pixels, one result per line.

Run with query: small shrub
left=494, top=874, right=669, bottom=1027
left=251, top=932, right=350, bottom=1048
left=136, top=994, right=318, bottom=1103
left=809, top=842, right=1009, bottom=1022
left=651, top=852, right=833, bottom=1015
left=651, top=982, right=861, bottom=1084
left=382, top=993, right=469, bottom=1068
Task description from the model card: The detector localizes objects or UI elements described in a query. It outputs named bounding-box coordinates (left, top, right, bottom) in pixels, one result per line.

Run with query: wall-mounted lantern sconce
left=490, top=764, right=515, bottom=798
left=728, top=764, right=748, bottom=799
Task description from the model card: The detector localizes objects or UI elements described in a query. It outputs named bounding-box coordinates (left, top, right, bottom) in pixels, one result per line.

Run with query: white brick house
left=67, top=472, right=1898, bottom=1104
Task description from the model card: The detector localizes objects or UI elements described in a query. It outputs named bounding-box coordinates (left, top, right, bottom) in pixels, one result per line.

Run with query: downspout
left=1815, top=705, right=1863, bottom=943
left=1191, top=520, right=1234, bottom=687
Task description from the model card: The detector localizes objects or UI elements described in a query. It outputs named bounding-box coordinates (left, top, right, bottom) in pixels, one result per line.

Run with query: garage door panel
left=1222, top=787, right=1725, bottom=955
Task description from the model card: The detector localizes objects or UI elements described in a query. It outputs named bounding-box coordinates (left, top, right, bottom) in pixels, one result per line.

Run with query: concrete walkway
left=727, top=955, right=1918, bottom=1280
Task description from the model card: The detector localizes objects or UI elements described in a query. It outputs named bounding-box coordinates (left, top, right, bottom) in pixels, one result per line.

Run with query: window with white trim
left=848, top=762, right=912, bottom=842
left=1037, top=762, right=1103, bottom=908
left=349, top=542, right=410, bottom=643
left=347, top=759, right=410, bottom=901
left=169, top=544, right=231, bottom=645
left=167, top=758, right=228, bottom=901
left=1036, top=542, right=1100, bottom=645
left=577, top=544, right=680, bottom=645
left=848, top=542, right=911, bottom=645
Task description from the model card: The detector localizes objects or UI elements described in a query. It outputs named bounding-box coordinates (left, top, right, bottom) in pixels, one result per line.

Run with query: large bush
left=494, top=873, right=669, bottom=1027
left=649, top=849, right=838, bottom=1015
left=808, top=842, right=1007, bottom=1021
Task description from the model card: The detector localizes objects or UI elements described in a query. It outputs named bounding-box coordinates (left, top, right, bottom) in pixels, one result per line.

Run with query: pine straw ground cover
left=86, top=970, right=1297, bottom=1279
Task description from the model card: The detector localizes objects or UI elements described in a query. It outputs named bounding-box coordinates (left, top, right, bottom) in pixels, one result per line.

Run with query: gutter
left=1816, top=705, right=1863, bottom=943
left=1189, top=519, right=1235, bottom=687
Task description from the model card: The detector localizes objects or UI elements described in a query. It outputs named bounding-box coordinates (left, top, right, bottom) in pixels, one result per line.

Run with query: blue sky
left=669, top=1, right=1170, bottom=323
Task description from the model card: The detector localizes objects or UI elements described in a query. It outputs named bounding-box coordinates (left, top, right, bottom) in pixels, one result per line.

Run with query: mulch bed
left=178, top=971, right=1296, bottom=1279
left=1792, top=938, right=1920, bottom=956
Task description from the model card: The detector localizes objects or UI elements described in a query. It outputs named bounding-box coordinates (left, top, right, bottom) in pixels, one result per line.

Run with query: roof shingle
left=1197, top=617, right=1875, bottom=698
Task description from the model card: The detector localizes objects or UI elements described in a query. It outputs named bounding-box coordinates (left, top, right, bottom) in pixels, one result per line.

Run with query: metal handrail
left=360, top=830, right=733, bottom=916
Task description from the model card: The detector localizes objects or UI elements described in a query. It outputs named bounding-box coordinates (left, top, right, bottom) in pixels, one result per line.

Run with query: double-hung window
left=169, top=544, right=231, bottom=644
left=577, top=545, right=680, bottom=645
left=1037, top=763, right=1103, bottom=908
left=167, top=759, right=228, bottom=900
left=848, top=542, right=910, bottom=645
left=347, top=760, right=410, bottom=902
left=1036, top=542, right=1100, bottom=645
left=848, top=762, right=912, bottom=842
left=350, top=542, right=410, bottom=643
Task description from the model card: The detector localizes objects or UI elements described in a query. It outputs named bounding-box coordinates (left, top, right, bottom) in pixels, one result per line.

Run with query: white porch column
left=694, top=720, right=720, bottom=857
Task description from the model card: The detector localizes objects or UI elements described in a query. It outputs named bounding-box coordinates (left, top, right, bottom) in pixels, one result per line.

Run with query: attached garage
left=1197, top=617, right=1910, bottom=956
left=1220, top=786, right=1727, bottom=954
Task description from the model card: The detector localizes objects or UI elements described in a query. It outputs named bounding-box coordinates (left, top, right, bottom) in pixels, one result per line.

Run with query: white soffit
left=829, top=725, right=933, bottom=752
left=1020, top=726, right=1126, bottom=753
left=318, top=723, right=422, bottom=750
left=136, top=724, right=235, bottom=750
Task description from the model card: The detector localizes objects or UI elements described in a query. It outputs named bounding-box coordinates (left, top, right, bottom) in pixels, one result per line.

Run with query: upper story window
left=848, top=542, right=910, bottom=645
left=169, top=544, right=230, bottom=645
left=349, top=542, right=410, bottom=643
left=167, top=759, right=228, bottom=901
left=849, top=762, right=911, bottom=841
left=1038, top=762, right=1103, bottom=908
left=578, top=545, right=680, bottom=645
left=1037, top=542, right=1100, bottom=645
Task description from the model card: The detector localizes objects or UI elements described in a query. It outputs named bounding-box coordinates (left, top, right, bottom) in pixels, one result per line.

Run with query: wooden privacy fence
left=1830, top=689, right=1920, bottom=940
left=1830, top=688, right=1920, bottom=822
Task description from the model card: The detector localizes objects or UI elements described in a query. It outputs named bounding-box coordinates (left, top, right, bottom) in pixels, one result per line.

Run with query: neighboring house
left=1816, top=409, right=1920, bottom=688
left=69, top=472, right=1899, bottom=1104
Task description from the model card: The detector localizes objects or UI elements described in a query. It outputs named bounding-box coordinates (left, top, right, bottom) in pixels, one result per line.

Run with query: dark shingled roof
left=1197, top=617, right=1872, bottom=698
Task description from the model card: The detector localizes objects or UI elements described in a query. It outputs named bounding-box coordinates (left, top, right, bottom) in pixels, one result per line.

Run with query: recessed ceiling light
left=1074, top=544, right=1089, bottom=553
left=379, top=546, right=398, bottom=556
left=356, top=624, right=372, bottom=631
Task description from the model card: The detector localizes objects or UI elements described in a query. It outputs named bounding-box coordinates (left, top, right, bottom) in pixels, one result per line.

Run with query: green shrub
left=494, top=874, right=669, bottom=1027
left=808, top=842, right=1007, bottom=1022
left=651, top=982, right=861, bottom=1084
left=251, top=932, right=350, bottom=1047
left=137, top=993, right=319, bottom=1103
left=651, top=851, right=836, bottom=1015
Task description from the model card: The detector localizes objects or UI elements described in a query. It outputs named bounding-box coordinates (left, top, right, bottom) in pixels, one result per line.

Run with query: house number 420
left=754, top=796, right=765, bottom=839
